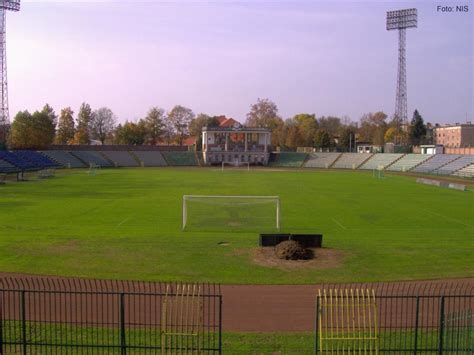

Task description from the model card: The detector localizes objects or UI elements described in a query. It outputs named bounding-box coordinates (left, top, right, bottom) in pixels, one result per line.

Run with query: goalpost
left=182, top=195, right=280, bottom=232
left=221, top=161, right=250, bottom=171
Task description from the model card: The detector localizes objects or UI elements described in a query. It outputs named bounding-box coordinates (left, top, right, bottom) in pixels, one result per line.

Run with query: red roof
left=183, top=136, right=197, bottom=146
left=215, top=115, right=241, bottom=128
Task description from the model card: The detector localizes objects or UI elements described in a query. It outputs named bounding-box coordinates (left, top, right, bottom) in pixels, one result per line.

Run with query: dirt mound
left=274, top=240, right=313, bottom=260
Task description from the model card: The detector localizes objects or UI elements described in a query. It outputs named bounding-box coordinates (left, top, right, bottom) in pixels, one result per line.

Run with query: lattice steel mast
left=0, top=1, right=20, bottom=147
left=386, top=8, right=417, bottom=131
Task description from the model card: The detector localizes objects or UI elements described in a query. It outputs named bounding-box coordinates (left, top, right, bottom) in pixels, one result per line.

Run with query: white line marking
left=424, top=210, right=473, bottom=228
left=117, top=216, right=131, bottom=227
left=332, top=218, right=347, bottom=230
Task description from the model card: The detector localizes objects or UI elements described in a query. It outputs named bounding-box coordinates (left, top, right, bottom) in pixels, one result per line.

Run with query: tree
left=358, top=111, right=387, bottom=145
left=284, top=121, right=303, bottom=149
left=338, top=126, right=357, bottom=152
left=73, top=103, right=93, bottom=144
left=9, top=109, right=55, bottom=149
left=409, top=109, right=427, bottom=146
left=31, top=110, right=56, bottom=148
left=9, top=111, right=33, bottom=149
left=41, top=104, right=57, bottom=130
left=144, top=107, right=166, bottom=145
left=114, top=121, right=147, bottom=145
left=292, top=114, right=318, bottom=147
left=55, top=107, right=75, bottom=144
left=91, top=107, right=116, bottom=144
left=384, top=127, right=398, bottom=143
left=167, top=105, right=195, bottom=145
left=189, top=114, right=220, bottom=150
left=246, top=98, right=282, bottom=129
left=318, top=116, right=342, bottom=137
left=314, top=129, right=331, bottom=150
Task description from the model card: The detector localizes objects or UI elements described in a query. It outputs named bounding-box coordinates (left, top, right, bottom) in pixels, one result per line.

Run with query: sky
left=6, top=0, right=473, bottom=124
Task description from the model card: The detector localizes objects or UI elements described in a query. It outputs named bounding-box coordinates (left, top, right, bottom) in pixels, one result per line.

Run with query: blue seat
left=0, top=151, right=40, bottom=171
left=13, top=150, right=60, bottom=168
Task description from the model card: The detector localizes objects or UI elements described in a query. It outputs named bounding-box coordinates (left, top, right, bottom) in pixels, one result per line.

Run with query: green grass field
left=0, top=167, right=472, bottom=284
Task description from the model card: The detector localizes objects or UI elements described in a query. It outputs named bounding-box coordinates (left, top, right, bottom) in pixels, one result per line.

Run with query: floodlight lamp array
left=1, top=0, right=20, bottom=11
left=386, top=8, right=417, bottom=30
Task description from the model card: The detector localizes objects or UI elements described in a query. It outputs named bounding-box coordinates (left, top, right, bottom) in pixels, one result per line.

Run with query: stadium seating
left=359, top=153, right=404, bottom=170
left=386, top=154, right=433, bottom=172
left=0, top=151, right=40, bottom=171
left=332, top=153, right=372, bottom=169
left=452, top=164, right=474, bottom=178
left=304, top=153, right=341, bottom=168
left=433, top=155, right=474, bottom=175
left=71, top=151, right=114, bottom=167
left=268, top=152, right=308, bottom=167
left=411, top=154, right=460, bottom=174
left=0, top=158, right=19, bottom=173
left=101, top=151, right=140, bottom=167
left=40, top=151, right=86, bottom=168
left=132, top=151, right=168, bottom=167
left=13, top=150, right=60, bottom=168
left=162, top=151, right=197, bottom=166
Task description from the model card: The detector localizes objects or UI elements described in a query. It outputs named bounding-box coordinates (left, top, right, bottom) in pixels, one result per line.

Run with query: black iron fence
left=315, top=282, right=474, bottom=354
left=0, top=277, right=222, bottom=354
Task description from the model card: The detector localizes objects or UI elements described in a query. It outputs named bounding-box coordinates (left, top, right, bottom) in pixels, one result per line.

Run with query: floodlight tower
left=386, top=8, right=417, bottom=131
left=0, top=0, right=20, bottom=147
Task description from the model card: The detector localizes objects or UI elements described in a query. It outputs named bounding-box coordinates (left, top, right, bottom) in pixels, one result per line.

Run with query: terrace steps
left=384, top=153, right=406, bottom=170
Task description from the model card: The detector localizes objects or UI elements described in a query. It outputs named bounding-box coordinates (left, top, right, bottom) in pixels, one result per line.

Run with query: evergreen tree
left=409, top=109, right=427, bottom=146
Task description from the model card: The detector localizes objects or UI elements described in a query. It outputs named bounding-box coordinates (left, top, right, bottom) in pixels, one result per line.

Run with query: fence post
left=438, top=296, right=445, bottom=355
left=20, top=291, right=27, bottom=355
left=413, top=296, right=420, bottom=355
left=120, top=293, right=126, bottom=355
left=315, top=297, right=320, bottom=355
left=219, top=295, right=223, bottom=355
left=0, top=291, right=3, bottom=355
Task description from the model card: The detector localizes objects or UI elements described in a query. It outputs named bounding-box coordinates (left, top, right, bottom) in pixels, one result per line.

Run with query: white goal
left=182, top=195, right=280, bottom=232
left=221, top=161, right=250, bottom=171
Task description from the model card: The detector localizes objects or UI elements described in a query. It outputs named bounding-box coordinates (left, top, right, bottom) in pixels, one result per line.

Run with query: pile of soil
left=274, top=240, right=313, bottom=260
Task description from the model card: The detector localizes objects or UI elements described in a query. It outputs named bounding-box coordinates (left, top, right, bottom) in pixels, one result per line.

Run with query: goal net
left=182, top=195, right=280, bottom=232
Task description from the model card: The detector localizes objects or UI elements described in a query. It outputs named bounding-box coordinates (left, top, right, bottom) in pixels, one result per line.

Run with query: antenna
left=0, top=0, right=20, bottom=148
left=386, top=8, right=417, bottom=136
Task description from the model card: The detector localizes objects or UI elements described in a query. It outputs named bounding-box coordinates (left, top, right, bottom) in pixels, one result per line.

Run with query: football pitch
left=0, top=167, right=472, bottom=284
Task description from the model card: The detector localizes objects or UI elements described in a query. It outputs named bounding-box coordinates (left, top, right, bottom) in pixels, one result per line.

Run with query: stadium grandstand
left=0, top=147, right=473, bottom=179
left=411, top=154, right=461, bottom=174
left=332, top=153, right=372, bottom=169
left=40, top=151, right=87, bottom=168
left=359, top=153, right=404, bottom=170
left=71, top=151, right=114, bottom=168
left=432, top=155, right=474, bottom=175
left=386, top=153, right=433, bottom=172
left=268, top=152, right=308, bottom=168
left=101, top=151, right=140, bottom=167
left=132, top=151, right=168, bottom=167
left=304, top=152, right=341, bottom=168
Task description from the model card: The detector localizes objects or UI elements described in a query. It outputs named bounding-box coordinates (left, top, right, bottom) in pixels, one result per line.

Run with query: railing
left=315, top=283, right=473, bottom=354
left=0, top=278, right=222, bottom=354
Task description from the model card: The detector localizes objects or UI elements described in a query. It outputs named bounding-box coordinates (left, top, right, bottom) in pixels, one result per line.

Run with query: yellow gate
left=161, top=284, right=203, bottom=354
left=316, top=289, right=379, bottom=354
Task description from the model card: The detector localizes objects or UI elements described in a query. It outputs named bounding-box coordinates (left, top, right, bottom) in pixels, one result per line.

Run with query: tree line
left=246, top=98, right=429, bottom=151
left=5, top=98, right=429, bottom=150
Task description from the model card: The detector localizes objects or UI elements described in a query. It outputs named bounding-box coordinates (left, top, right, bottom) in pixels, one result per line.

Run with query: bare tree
left=167, top=105, right=195, bottom=145
left=91, top=107, right=116, bottom=144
